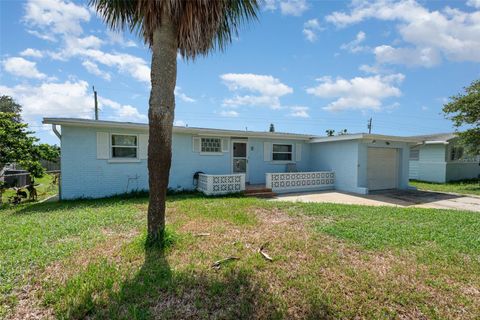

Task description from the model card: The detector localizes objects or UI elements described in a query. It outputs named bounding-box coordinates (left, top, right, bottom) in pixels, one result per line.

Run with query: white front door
left=232, top=141, right=248, bottom=182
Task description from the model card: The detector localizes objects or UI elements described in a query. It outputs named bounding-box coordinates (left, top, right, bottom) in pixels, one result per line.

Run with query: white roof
left=309, top=133, right=419, bottom=144
left=42, top=118, right=314, bottom=140
left=42, top=118, right=420, bottom=144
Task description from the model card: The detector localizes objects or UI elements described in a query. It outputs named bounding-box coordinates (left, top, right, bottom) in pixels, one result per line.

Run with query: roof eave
left=42, top=118, right=313, bottom=141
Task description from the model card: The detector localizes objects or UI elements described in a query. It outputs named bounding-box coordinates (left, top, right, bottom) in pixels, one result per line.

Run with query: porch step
left=245, top=187, right=273, bottom=194
left=244, top=189, right=277, bottom=198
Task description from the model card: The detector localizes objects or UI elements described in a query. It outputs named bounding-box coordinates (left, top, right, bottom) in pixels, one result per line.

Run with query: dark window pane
left=273, top=144, right=292, bottom=152
left=233, top=159, right=246, bottom=173
left=112, top=135, right=137, bottom=146
left=272, top=153, right=292, bottom=161
left=233, top=143, right=246, bottom=157
left=112, top=147, right=137, bottom=158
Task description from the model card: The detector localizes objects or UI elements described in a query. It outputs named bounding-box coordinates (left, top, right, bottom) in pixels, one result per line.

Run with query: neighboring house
left=43, top=118, right=417, bottom=200
left=409, top=133, right=480, bottom=183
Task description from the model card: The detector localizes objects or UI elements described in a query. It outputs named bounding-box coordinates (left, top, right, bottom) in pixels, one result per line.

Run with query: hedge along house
left=409, top=133, right=480, bottom=183
left=43, top=118, right=418, bottom=200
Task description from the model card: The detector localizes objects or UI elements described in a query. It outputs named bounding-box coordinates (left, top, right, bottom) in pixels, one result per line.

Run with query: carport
left=308, top=134, right=418, bottom=194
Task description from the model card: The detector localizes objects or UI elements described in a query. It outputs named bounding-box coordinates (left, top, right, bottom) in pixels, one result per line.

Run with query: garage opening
left=367, top=147, right=399, bottom=191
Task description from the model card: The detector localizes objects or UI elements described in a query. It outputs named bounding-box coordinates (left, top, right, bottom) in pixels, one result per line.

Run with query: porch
left=197, top=171, right=335, bottom=196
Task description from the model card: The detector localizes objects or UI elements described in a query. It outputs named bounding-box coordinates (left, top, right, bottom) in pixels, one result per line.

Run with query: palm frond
left=90, top=0, right=259, bottom=58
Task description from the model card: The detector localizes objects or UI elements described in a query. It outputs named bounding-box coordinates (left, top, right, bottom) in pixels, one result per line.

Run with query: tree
left=269, top=123, right=275, bottom=132
left=91, top=0, right=259, bottom=246
left=326, top=129, right=335, bottom=136
left=443, top=79, right=480, bottom=155
left=0, top=112, right=60, bottom=204
left=0, top=96, right=22, bottom=122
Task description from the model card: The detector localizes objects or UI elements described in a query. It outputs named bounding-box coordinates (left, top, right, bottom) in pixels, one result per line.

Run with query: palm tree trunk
left=147, top=13, right=177, bottom=245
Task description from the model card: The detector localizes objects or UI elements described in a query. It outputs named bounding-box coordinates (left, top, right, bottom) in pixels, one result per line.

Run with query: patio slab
left=273, top=189, right=480, bottom=212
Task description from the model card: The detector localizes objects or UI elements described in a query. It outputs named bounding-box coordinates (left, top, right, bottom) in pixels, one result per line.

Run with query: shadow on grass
left=11, top=190, right=249, bottom=216
left=55, top=245, right=289, bottom=320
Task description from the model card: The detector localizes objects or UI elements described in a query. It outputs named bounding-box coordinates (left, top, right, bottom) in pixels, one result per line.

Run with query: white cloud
left=2, top=57, right=47, bottom=79
left=106, top=30, right=137, bottom=48
left=263, top=0, right=308, bottom=16
left=374, top=45, right=441, bottom=67
left=220, top=73, right=293, bottom=109
left=289, top=106, right=309, bottom=118
left=421, top=105, right=428, bottom=111
left=76, top=49, right=150, bottom=83
left=341, top=31, right=368, bottom=53
left=24, top=0, right=90, bottom=38
left=303, top=19, right=322, bottom=42
left=326, top=0, right=480, bottom=65
left=467, top=0, right=480, bottom=8
left=82, top=60, right=111, bottom=81
left=20, top=48, right=44, bottom=58
left=306, top=73, right=405, bottom=112
left=174, top=120, right=186, bottom=127
left=0, top=80, right=146, bottom=123
left=280, top=0, right=308, bottom=16
left=98, top=97, right=147, bottom=122
left=263, top=0, right=277, bottom=11
left=22, top=0, right=150, bottom=85
left=174, top=86, right=195, bottom=103
left=359, top=64, right=382, bottom=74
left=219, top=110, right=239, bottom=117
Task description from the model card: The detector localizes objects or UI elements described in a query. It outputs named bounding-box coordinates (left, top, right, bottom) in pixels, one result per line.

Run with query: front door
left=232, top=141, right=248, bottom=182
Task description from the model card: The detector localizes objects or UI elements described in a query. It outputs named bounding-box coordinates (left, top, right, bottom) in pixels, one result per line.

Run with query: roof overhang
left=309, top=133, right=419, bottom=144
left=423, top=140, right=450, bottom=145
left=42, top=118, right=313, bottom=141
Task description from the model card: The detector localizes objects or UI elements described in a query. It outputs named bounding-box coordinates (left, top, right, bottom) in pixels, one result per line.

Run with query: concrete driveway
left=274, top=189, right=480, bottom=212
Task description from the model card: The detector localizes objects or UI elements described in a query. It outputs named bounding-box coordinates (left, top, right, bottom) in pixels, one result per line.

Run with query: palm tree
left=91, top=0, right=258, bottom=245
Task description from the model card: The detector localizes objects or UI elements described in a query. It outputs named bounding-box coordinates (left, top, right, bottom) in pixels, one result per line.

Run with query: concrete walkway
left=274, top=189, right=480, bottom=212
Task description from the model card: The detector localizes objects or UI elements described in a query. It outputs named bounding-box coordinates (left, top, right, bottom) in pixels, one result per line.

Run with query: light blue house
left=409, top=133, right=480, bottom=183
left=43, top=118, right=417, bottom=200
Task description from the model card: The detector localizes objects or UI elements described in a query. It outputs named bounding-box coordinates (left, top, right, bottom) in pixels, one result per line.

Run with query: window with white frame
left=111, top=134, right=138, bottom=158
left=409, top=148, right=419, bottom=160
left=272, top=144, right=293, bottom=161
left=450, top=146, right=464, bottom=161
left=201, top=137, right=221, bottom=153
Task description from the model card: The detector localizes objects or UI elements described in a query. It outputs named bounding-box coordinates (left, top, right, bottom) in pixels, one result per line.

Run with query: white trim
left=231, top=140, right=248, bottom=182
left=424, top=141, right=449, bottom=145
left=272, top=143, right=294, bottom=162
left=110, top=133, right=139, bottom=160
left=310, top=133, right=419, bottom=144
left=107, top=159, right=141, bottom=163
left=43, top=118, right=312, bottom=140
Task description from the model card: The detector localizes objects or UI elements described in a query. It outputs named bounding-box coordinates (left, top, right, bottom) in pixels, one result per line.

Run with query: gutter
left=52, top=124, right=61, bottom=139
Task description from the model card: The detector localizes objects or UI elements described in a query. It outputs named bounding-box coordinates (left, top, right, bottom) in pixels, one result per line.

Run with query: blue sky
left=1, top=0, right=479, bottom=145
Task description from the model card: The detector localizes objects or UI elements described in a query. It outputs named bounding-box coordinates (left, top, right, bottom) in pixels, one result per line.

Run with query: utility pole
left=93, top=86, right=98, bottom=120
left=367, top=117, right=372, bottom=134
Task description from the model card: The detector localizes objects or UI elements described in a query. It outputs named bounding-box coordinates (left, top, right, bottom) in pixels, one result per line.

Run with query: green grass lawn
left=1, top=194, right=479, bottom=319
left=1, top=173, right=58, bottom=206
left=410, top=178, right=480, bottom=196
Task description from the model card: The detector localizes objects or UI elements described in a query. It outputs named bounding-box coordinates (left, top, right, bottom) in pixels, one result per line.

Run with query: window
left=450, top=146, right=464, bottom=161
left=409, top=148, right=419, bottom=160
left=272, top=144, right=292, bottom=161
left=201, top=138, right=221, bottom=153
left=111, top=134, right=137, bottom=158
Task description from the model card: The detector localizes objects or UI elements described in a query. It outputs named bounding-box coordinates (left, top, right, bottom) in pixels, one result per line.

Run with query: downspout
left=51, top=124, right=62, bottom=200
left=52, top=124, right=61, bottom=139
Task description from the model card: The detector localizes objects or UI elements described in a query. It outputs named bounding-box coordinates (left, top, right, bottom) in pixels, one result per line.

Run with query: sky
left=1, top=0, right=479, bottom=145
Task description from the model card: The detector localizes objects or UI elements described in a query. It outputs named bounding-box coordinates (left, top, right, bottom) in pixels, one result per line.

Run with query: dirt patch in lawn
left=7, top=204, right=480, bottom=319
left=6, top=228, right=140, bottom=320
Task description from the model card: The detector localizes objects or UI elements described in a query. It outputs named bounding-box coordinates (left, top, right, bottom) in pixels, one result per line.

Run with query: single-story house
left=409, top=133, right=480, bottom=183
left=43, top=118, right=418, bottom=200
